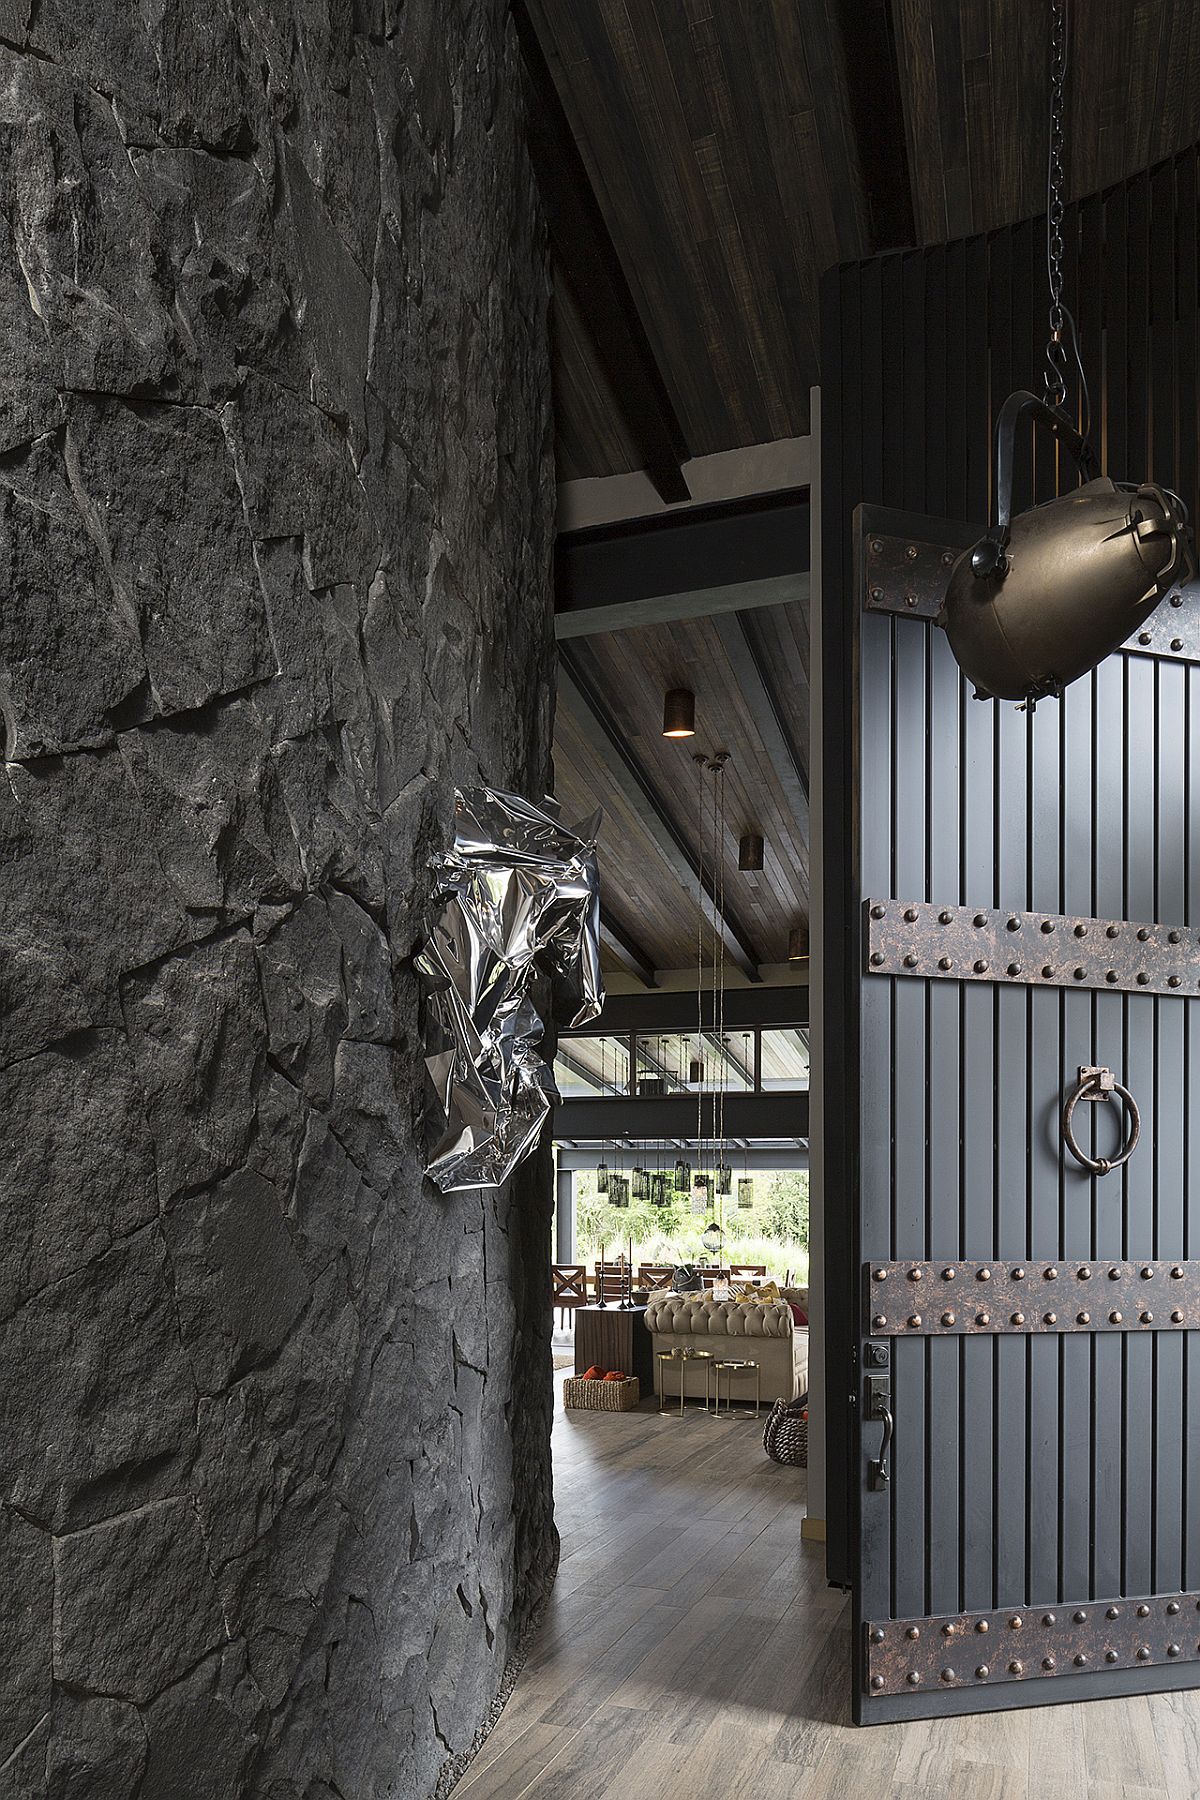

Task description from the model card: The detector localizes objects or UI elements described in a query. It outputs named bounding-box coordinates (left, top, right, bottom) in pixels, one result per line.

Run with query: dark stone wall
left=0, top=3, right=557, bottom=1796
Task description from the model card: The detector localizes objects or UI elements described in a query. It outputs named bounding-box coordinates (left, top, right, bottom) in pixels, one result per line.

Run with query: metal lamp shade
left=788, top=923, right=809, bottom=961
left=662, top=688, right=696, bottom=738
left=738, top=832, right=764, bottom=870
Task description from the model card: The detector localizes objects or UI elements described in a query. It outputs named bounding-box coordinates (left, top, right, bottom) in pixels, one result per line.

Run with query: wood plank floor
left=452, top=1377, right=1200, bottom=1798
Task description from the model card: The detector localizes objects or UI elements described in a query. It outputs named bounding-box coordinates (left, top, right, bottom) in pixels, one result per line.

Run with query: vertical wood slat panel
left=833, top=144, right=1200, bottom=1718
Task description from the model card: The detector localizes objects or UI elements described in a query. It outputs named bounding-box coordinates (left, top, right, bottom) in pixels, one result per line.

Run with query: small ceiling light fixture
left=738, top=832, right=764, bottom=871
left=788, top=923, right=810, bottom=963
left=662, top=687, right=695, bottom=738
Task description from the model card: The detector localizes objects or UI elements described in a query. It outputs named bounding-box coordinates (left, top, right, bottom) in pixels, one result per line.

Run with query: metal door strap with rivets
left=864, top=900, right=1200, bottom=999
left=865, top=1593, right=1200, bottom=1695
left=865, top=1261, right=1200, bottom=1335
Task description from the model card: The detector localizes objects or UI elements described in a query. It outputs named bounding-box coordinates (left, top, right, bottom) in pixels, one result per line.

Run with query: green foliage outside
left=570, top=1167, right=809, bottom=1286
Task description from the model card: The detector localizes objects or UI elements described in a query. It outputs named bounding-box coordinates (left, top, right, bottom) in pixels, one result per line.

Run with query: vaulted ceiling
left=518, top=0, right=1200, bottom=988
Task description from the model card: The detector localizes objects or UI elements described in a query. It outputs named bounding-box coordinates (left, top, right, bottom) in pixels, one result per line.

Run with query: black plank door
left=821, top=143, right=1200, bottom=1723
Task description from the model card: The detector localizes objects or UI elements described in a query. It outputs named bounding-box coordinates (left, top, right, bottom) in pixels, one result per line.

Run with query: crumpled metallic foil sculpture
left=417, top=787, right=603, bottom=1192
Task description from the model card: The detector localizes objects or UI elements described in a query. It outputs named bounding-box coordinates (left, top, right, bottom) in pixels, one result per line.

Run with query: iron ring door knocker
left=1061, top=1065, right=1141, bottom=1176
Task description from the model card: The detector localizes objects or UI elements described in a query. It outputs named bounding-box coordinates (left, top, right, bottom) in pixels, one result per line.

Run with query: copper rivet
left=1078, top=1266, right=1092, bottom=1279
left=1167, top=1602, right=1181, bottom=1616
left=1110, top=1311, right=1123, bottom=1324
left=1110, top=1267, right=1123, bottom=1278
left=871, top=1674, right=884, bottom=1689
left=1105, top=1649, right=1118, bottom=1662
left=1138, top=971, right=1150, bottom=984
left=1078, top=1311, right=1090, bottom=1325
left=1009, top=1660, right=1023, bottom=1675
left=1107, top=924, right=1120, bottom=939
left=870, top=952, right=885, bottom=966
left=976, top=1312, right=990, bottom=1326
left=1042, top=965, right=1054, bottom=978
left=1046, top=1267, right=1059, bottom=1280
left=907, top=1626, right=920, bottom=1640
left=1073, top=1611, right=1087, bottom=1624
left=1142, top=1267, right=1155, bottom=1279
left=978, top=1268, right=992, bottom=1281
left=943, top=1623, right=956, bottom=1637
left=870, top=904, right=885, bottom=919
left=1041, top=921, right=1054, bottom=933
left=1009, top=1616, right=1023, bottom=1630
left=1008, top=962, right=1022, bottom=976
left=1137, top=1604, right=1151, bottom=1618
left=1138, top=927, right=1151, bottom=941
left=909, top=1315, right=922, bottom=1328
left=907, top=1671, right=921, bottom=1685
left=974, top=959, right=988, bottom=973
left=1107, top=1607, right=1120, bottom=1620
left=1170, top=930, right=1183, bottom=944
left=1044, top=1312, right=1057, bottom=1325
left=939, top=956, right=952, bottom=970
left=904, top=954, right=919, bottom=968
left=1138, top=1647, right=1151, bottom=1661
left=975, top=1620, right=989, bottom=1634
left=873, top=1268, right=888, bottom=1281
left=942, top=1267, right=956, bottom=1279
left=1043, top=1656, right=1056, bottom=1670
left=904, top=907, right=918, bottom=922
left=1042, top=1613, right=1055, bottom=1626
left=976, top=1664, right=989, bottom=1678
left=1172, top=1266, right=1184, bottom=1278
left=1074, top=1653, right=1087, bottom=1667
left=1012, top=1268, right=1026, bottom=1280
left=909, top=1268, right=923, bottom=1281
left=1173, top=1310, right=1185, bottom=1324
left=974, top=912, right=987, bottom=927
left=942, top=1312, right=956, bottom=1327
left=1170, top=975, right=1183, bottom=987
left=870, top=1627, right=885, bottom=1642
left=873, top=1314, right=888, bottom=1328
left=1012, top=1312, right=1025, bottom=1325
left=1168, top=1643, right=1182, bottom=1657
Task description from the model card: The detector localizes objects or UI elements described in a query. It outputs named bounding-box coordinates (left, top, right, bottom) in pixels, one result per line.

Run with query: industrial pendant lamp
left=662, top=688, right=695, bottom=738
left=738, top=832, right=764, bottom=871
left=788, top=922, right=809, bottom=962
left=940, top=0, right=1193, bottom=707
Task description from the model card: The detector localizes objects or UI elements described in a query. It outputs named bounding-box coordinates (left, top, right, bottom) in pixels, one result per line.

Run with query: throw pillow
left=789, top=1304, right=809, bottom=1326
left=581, top=1365, right=607, bottom=1380
left=602, top=1370, right=626, bottom=1382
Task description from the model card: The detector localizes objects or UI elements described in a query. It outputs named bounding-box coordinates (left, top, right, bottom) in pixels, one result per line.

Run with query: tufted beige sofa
left=645, top=1290, right=809, bottom=1404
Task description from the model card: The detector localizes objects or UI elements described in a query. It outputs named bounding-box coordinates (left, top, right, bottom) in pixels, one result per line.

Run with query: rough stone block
left=54, top=1498, right=225, bottom=1704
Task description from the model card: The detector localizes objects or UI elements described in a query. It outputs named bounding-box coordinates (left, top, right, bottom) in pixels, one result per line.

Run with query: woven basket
left=763, top=1397, right=808, bottom=1465
left=563, top=1375, right=641, bottom=1412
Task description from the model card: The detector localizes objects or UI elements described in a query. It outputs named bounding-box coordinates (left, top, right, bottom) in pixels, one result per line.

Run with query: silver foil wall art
left=417, top=786, right=603, bottom=1191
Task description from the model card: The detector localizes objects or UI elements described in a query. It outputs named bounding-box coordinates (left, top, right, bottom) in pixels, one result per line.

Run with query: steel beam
left=557, top=650, right=763, bottom=982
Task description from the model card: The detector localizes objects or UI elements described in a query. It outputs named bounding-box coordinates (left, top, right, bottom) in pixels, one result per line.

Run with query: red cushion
left=789, top=1304, right=809, bottom=1326
left=602, top=1370, right=626, bottom=1382
left=581, top=1365, right=607, bottom=1380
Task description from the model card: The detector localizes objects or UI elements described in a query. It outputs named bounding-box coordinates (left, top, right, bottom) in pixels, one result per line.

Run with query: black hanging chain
left=1043, top=0, right=1069, bottom=409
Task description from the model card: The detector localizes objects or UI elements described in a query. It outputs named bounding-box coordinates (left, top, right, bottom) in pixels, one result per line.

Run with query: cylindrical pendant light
left=738, top=832, right=764, bottom=871
left=662, top=688, right=695, bottom=738
left=788, top=922, right=810, bottom=962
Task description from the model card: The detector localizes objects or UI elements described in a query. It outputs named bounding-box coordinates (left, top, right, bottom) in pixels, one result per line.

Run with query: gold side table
left=657, top=1349, right=714, bottom=1415
left=713, top=1358, right=761, bottom=1417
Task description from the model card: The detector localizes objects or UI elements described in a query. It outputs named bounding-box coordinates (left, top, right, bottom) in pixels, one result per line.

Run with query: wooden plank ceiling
left=528, top=0, right=1200, bottom=981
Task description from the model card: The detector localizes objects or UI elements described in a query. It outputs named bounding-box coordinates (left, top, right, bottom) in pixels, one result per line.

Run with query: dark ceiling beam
left=557, top=649, right=763, bottom=982
left=555, top=1090, right=809, bottom=1141
left=833, top=0, right=918, bottom=252
left=512, top=1, right=691, bottom=504
left=710, top=611, right=810, bottom=852
left=598, top=907, right=658, bottom=989
left=555, top=490, right=809, bottom=639
left=582, top=984, right=808, bottom=1036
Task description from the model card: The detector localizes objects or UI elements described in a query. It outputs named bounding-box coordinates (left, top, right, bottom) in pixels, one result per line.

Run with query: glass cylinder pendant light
left=673, top=1157, right=691, bottom=1192
left=631, top=1166, right=649, bottom=1202
left=715, top=1161, right=732, bottom=1197
left=690, top=1173, right=709, bottom=1216
left=596, top=1158, right=608, bottom=1194
left=737, top=1176, right=755, bottom=1210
